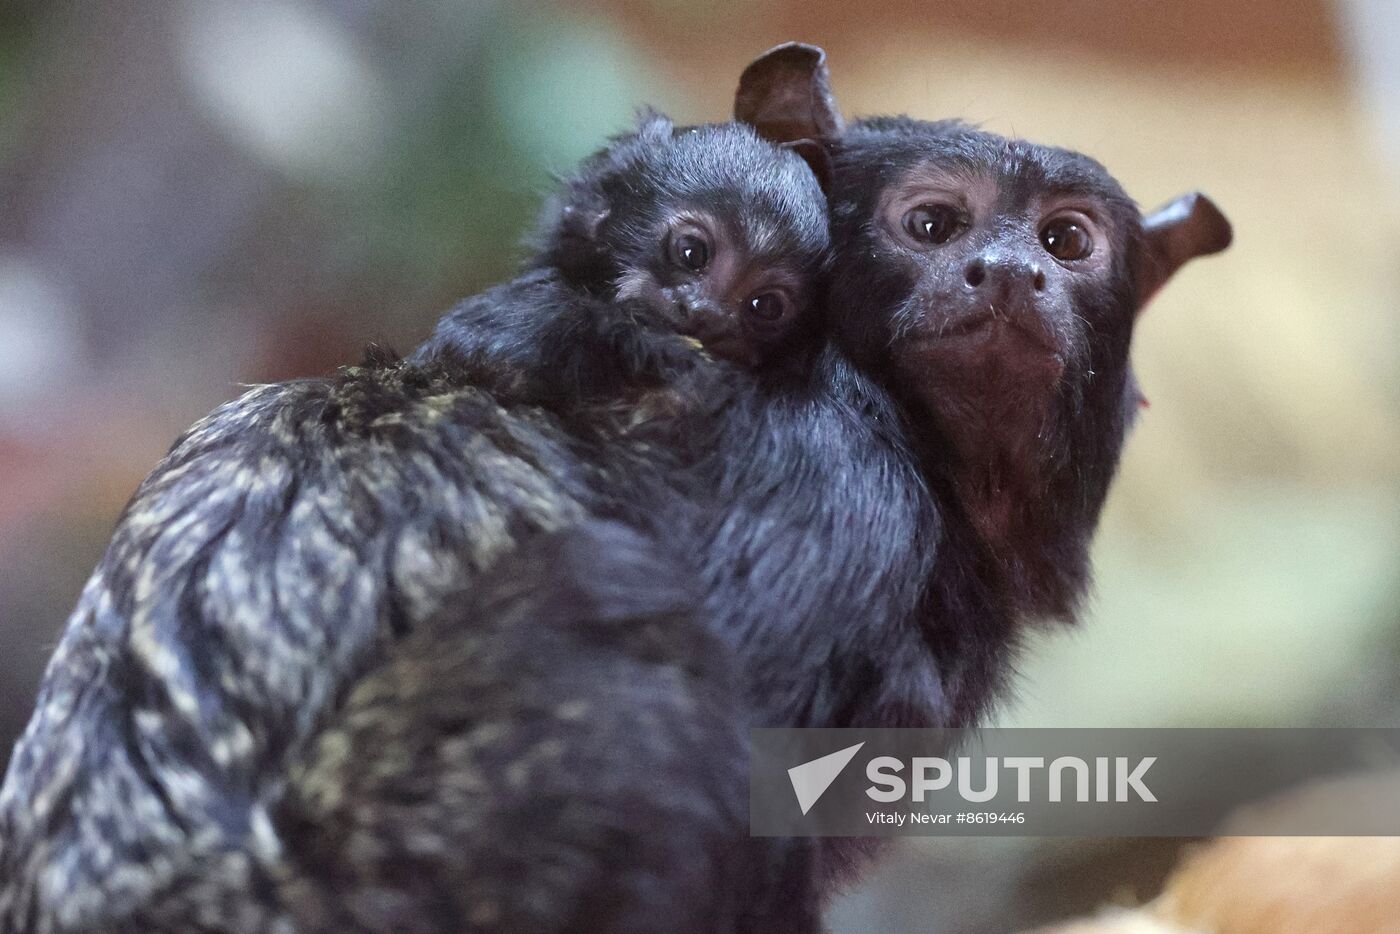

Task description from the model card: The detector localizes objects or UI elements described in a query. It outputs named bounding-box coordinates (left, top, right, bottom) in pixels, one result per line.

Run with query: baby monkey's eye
left=668, top=231, right=711, bottom=272
left=902, top=203, right=966, bottom=245
left=1040, top=216, right=1094, bottom=261
left=746, top=289, right=793, bottom=323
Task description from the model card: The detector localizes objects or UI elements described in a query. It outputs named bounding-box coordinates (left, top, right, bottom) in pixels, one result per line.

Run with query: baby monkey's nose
left=676, top=296, right=729, bottom=336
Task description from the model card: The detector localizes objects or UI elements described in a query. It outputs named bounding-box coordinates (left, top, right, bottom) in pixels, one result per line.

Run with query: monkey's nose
left=964, top=256, right=1043, bottom=295
left=677, top=299, right=728, bottom=341
left=678, top=297, right=722, bottom=322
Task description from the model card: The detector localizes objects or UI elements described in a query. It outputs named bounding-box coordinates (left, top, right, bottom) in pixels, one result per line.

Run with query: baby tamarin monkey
left=414, top=110, right=830, bottom=389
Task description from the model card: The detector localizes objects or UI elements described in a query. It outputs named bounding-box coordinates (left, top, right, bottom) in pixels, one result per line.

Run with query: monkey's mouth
left=923, top=306, right=1062, bottom=356
left=936, top=310, right=997, bottom=340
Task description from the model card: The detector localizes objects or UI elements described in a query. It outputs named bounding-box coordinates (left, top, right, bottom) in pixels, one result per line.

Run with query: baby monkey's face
left=613, top=205, right=816, bottom=367
left=544, top=118, right=830, bottom=367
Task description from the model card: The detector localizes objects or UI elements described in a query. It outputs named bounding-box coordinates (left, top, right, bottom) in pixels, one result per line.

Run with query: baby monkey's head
left=534, top=112, right=830, bottom=367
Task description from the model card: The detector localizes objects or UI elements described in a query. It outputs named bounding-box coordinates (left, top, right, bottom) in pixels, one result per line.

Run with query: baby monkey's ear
left=546, top=197, right=612, bottom=283
left=735, top=42, right=844, bottom=145
left=1136, top=192, right=1233, bottom=309
left=558, top=202, right=609, bottom=243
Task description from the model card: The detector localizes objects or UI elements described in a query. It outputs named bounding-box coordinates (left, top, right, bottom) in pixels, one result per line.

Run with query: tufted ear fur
left=557, top=202, right=609, bottom=243
left=538, top=193, right=612, bottom=287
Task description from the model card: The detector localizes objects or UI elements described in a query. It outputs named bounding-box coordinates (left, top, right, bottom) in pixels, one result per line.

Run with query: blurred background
left=0, top=1, right=1396, bottom=930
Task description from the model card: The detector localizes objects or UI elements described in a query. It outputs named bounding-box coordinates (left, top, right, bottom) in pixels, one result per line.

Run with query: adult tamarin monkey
left=0, top=43, right=1231, bottom=934
left=268, top=45, right=1233, bottom=934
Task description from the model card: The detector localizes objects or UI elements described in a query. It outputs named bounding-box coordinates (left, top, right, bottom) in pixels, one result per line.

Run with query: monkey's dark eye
left=902, top=204, right=965, bottom=245
left=668, top=232, right=711, bottom=272
left=1040, top=217, right=1094, bottom=261
left=746, top=290, right=793, bottom=323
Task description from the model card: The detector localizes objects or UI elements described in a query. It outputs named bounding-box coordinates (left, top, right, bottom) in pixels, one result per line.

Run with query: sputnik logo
left=787, top=742, right=865, bottom=815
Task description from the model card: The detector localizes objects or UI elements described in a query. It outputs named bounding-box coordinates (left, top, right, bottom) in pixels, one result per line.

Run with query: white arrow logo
left=787, top=742, right=865, bottom=815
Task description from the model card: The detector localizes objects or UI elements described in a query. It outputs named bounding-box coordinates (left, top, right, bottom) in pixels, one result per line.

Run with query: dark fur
left=415, top=113, right=830, bottom=391
left=0, top=68, right=1227, bottom=934
left=261, top=347, right=920, bottom=934
left=830, top=117, right=1143, bottom=621
left=0, top=117, right=829, bottom=933
left=275, top=522, right=754, bottom=934
left=269, top=112, right=1227, bottom=932
left=0, top=355, right=606, bottom=932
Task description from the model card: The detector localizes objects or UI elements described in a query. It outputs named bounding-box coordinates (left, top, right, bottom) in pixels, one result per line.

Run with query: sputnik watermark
left=787, top=742, right=864, bottom=815
left=861, top=755, right=1153, bottom=828
left=750, top=728, right=1400, bottom=837
left=787, top=748, right=1155, bottom=817
left=865, top=755, right=1156, bottom=803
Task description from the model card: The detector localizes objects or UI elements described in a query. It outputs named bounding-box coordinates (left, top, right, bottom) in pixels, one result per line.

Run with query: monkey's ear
left=735, top=42, right=845, bottom=145
left=545, top=199, right=611, bottom=280
left=781, top=138, right=834, bottom=195
left=1137, top=192, right=1232, bottom=306
left=558, top=202, right=610, bottom=244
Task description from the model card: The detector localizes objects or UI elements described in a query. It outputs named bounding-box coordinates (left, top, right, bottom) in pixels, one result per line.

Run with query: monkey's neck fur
left=685, top=343, right=1106, bottom=734
left=919, top=386, right=1094, bottom=626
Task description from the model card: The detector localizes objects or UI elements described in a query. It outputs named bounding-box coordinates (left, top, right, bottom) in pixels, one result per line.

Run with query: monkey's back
left=0, top=356, right=621, bottom=933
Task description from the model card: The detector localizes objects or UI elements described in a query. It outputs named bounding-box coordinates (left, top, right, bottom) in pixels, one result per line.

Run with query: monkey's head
left=533, top=112, right=831, bottom=368
left=736, top=44, right=1232, bottom=615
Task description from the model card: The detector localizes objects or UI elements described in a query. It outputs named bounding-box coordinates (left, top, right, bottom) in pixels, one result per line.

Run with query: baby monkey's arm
left=413, top=270, right=707, bottom=402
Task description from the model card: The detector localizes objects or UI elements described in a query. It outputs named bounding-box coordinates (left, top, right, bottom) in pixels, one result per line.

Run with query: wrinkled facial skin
left=542, top=118, right=830, bottom=368
left=876, top=164, right=1122, bottom=382
left=826, top=120, right=1148, bottom=585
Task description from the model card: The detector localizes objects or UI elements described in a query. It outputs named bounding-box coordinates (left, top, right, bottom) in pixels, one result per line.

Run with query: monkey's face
left=610, top=204, right=819, bottom=368
left=826, top=121, right=1228, bottom=554
left=876, top=165, right=1119, bottom=376
left=542, top=118, right=830, bottom=368
left=857, top=141, right=1140, bottom=466
left=829, top=122, right=1225, bottom=465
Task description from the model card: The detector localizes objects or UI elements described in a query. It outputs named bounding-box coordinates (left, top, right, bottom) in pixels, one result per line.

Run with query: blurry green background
left=0, top=1, right=1396, bottom=930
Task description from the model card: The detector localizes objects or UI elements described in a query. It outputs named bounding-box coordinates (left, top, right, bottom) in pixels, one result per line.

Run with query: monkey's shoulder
left=152, top=354, right=570, bottom=478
